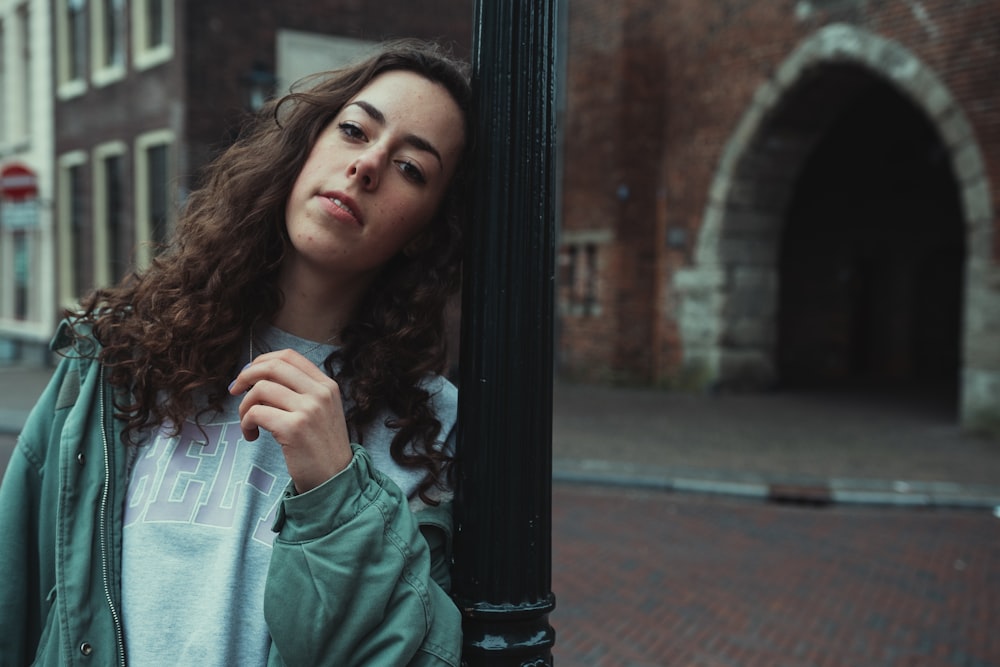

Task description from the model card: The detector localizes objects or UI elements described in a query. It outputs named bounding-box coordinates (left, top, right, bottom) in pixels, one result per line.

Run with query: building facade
left=8, top=0, right=997, bottom=432
left=559, top=0, right=1000, bottom=433
left=52, top=0, right=182, bottom=333
left=0, top=0, right=55, bottom=364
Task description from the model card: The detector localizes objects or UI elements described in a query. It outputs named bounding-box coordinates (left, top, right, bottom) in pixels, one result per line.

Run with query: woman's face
left=283, top=69, right=466, bottom=286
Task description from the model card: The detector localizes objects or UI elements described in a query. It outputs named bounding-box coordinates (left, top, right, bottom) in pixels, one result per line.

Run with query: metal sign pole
left=453, top=1, right=559, bottom=665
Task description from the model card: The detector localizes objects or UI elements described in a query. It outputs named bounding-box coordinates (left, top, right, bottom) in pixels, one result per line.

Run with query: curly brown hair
left=68, top=39, right=472, bottom=502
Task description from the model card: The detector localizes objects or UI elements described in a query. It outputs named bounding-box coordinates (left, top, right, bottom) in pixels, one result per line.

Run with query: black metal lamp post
left=453, top=1, right=559, bottom=665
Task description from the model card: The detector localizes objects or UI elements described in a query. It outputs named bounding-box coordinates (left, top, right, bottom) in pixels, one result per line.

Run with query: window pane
left=18, top=6, right=30, bottom=133
left=147, top=0, right=164, bottom=49
left=104, top=0, right=124, bottom=67
left=68, top=0, right=87, bottom=80
left=105, top=154, right=124, bottom=283
left=70, top=164, right=87, bottom=295
left=13, top=231, right=29, bottom=320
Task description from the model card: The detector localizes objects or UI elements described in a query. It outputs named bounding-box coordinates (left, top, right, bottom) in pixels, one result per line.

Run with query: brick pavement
left=551, top=483, right=1000, bottom=667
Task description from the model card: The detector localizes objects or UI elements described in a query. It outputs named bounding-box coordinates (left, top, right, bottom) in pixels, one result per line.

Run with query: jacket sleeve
left=264, top=445, right=462, bottom=667
left=0, top=355, right=77, bottom=665
left=0, top=427, right=46, bottom=666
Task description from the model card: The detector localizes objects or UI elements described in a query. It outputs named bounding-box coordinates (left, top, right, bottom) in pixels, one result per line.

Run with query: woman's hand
left=229, top=348, right=353, bottom=494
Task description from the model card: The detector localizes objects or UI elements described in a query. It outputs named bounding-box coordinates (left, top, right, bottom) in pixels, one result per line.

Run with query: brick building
left=559, top=0, right=1000, bottom=432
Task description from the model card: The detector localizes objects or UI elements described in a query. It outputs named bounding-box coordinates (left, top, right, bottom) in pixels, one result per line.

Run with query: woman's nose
left=348, top=147, right=384, bottom=190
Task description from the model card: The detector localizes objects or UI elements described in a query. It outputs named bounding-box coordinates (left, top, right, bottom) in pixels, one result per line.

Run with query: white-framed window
left=1, top=208, right=40, bottom=322
left=91, top=0, right=125, bottom=86
left=558, top=230, right=612, bottom=317
left=56, top=0, right=88, bottom=98
left=0, top=168, right=43, bottom=326
left=132, top=0, right=172, bottom=71
left=57, top=151, right=89, bottom=305
left=134, top=130, right=175, bottom=269
left=0, top=5, right=32, bottom=147
left=93, top=141, right=128, bottom=287
left=15, top=4, right=30, bottom=139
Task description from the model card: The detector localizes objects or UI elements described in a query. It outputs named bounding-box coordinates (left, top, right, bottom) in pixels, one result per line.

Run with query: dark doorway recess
left=777, top=80, right=964, bottom=410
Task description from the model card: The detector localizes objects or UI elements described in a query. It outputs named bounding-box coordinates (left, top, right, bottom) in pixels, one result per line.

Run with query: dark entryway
left=777, top=81, right=965, bottom=405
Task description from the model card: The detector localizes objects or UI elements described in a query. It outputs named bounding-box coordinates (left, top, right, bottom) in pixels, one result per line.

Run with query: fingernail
left=228, top=379, right=237, bottom=392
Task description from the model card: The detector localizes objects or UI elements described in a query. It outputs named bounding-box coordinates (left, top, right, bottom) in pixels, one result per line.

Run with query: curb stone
left=553, top=459, right=1000, bottom=510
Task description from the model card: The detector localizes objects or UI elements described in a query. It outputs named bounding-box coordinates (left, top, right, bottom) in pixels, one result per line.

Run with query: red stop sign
left=1, top=164, right=38, bottom=201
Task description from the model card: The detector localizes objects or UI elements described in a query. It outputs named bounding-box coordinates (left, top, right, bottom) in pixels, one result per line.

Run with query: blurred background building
left=1, top=0, right=998, bottom=434
left=0, top=0, right=54, bottom=364
left=559, top=0, right=1000, bottom=434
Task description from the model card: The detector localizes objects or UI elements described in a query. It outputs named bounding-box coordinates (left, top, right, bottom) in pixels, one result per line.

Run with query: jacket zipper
left=98, top=372, right=127, bottom=667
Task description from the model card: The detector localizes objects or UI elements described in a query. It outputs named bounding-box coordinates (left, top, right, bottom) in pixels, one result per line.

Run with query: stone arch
left=674, top=23, right=994, bottom=427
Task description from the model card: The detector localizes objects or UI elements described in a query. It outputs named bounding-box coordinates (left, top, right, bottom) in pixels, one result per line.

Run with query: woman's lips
left=321, top=192, right=362, bottom=226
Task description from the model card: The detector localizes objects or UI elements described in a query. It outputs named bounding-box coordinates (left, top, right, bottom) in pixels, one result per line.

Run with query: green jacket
left=0, top=324, right=462, bottom=666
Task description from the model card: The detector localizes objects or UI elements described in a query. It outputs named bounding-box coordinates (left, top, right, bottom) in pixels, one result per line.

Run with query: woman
left=0, top=39, right=470, bottom=666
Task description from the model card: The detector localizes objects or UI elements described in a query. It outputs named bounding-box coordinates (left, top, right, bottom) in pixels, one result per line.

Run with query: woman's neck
left=273, top=263, right=372, bottom=343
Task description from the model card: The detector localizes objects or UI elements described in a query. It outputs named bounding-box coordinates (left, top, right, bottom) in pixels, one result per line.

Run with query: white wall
left=276, top=29, right=375, bottom=96
left=0, top=0, right=56, bottom=362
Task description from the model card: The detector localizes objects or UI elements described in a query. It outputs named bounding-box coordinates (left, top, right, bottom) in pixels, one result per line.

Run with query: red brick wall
left=561, top=0, right=1000, bottom=385
left=560, top=0, right=670, bottom=383
left=559, top=0, right=623, bottom=380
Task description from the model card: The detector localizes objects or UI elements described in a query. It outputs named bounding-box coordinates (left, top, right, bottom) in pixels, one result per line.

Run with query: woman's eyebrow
left=348, top=100, right=444, bottom=169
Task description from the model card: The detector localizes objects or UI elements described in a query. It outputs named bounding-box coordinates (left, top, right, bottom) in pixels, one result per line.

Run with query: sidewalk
left=4, top=364, right=1000, bottom=509
left=552, top=381, right=1000, bottom=509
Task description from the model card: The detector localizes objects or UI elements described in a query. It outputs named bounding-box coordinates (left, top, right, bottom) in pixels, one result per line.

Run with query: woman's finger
left=229, top=354, right=317, bottom=396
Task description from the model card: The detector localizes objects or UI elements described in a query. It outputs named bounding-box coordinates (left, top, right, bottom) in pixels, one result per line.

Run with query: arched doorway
left=777, top=77, right=964, bottom=407
left=674, top=24, right=995, bottom=430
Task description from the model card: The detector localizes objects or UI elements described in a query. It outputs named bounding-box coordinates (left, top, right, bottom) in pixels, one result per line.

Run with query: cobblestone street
left=551, top=483, right=1000, bottom=667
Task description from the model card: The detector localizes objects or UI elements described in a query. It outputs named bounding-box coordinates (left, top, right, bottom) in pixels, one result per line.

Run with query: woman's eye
left=338, top=122, right=365, bottom=140
left=397, top=160, right=426, bottom=184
